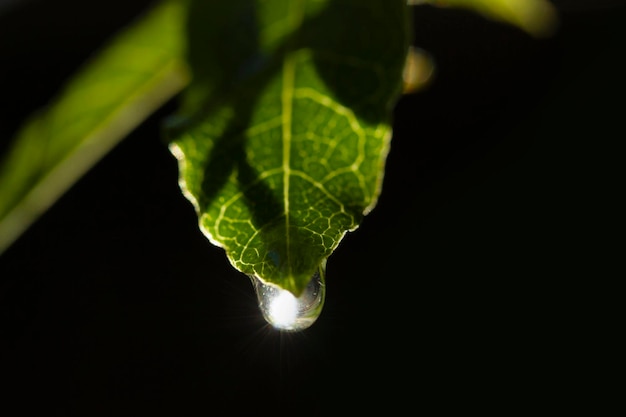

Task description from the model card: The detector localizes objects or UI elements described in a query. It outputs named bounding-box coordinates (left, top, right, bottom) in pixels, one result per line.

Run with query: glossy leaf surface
left=167, top=0, right=410, bottom=295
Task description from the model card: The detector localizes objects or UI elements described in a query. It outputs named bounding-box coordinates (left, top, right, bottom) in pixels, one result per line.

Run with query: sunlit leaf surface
left=167, top=0, right=410, bottom=295
left=0, top=0, right=189, bottom=254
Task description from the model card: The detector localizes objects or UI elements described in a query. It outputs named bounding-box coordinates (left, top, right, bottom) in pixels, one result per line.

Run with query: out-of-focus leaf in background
left=0, top=0, right=189, bottom=254
left=409, top=0, right=559, bottom=38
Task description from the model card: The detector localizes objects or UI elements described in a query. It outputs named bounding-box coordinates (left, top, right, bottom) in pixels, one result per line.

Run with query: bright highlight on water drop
left=250, top=261, right=326, bottom=331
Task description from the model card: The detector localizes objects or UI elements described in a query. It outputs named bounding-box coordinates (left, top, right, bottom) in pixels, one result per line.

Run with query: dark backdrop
left=0, top=1, right=623, bottom=415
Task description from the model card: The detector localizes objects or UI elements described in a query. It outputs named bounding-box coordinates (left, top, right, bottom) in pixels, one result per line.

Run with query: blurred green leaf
left=0, top=0, right=189, bottom=254
left=410, top=0, right=558, bottom=37
left=167, top=0, right=410, bottom=295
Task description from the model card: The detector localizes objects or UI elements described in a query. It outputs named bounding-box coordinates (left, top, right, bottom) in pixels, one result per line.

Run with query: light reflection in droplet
left=267, top=290, right=298, bottom=327
left=250, top=261, right=326, bottom=332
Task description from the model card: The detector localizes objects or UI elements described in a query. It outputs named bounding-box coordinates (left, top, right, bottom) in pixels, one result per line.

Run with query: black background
left=0, top=1, right=623, bottom=415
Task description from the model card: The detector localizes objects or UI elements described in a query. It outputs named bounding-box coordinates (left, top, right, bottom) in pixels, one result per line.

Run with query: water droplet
left=250, top=261, right=326, bottom=331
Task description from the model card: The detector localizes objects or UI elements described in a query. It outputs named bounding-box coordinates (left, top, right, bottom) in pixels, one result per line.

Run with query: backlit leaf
left=167, top=0, right=410, bottom=295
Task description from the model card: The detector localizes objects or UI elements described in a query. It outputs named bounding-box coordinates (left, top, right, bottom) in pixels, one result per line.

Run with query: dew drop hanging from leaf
left=166, top=0, right=411, bottom=331
left=251, top=261, right=326, bottom=331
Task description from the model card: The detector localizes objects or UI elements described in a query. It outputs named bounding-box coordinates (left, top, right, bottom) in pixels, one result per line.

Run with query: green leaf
left=167, top=0, right=410, bottom=295
left=0, top=0, right=189, bottom=254
left=409, top=0, right=558, bottom=38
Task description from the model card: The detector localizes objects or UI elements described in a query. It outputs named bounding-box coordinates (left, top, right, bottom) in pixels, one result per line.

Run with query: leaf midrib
left=281, top=0, right=305, bottom=282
